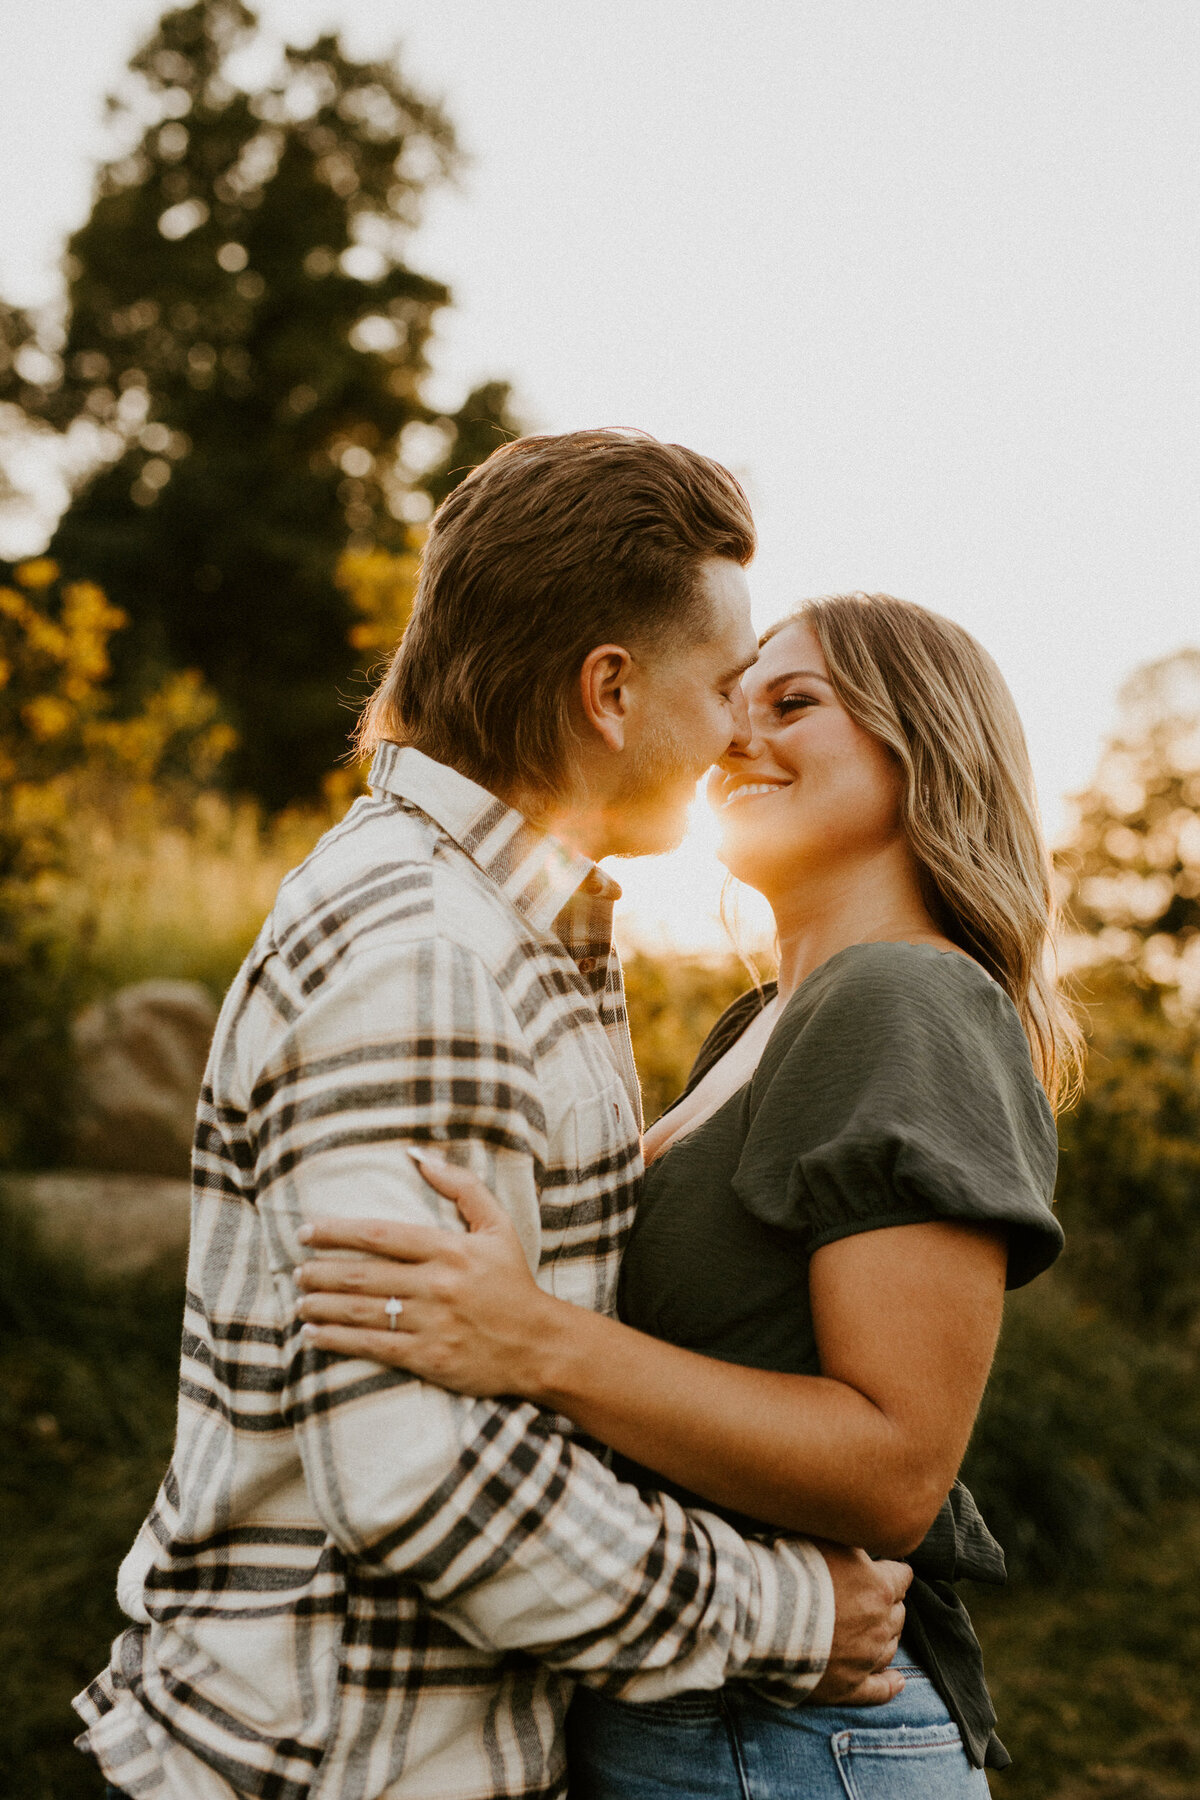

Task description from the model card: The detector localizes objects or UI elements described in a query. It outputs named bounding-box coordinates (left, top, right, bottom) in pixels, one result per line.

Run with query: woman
left=295, top=594, right=1077, bottom=1796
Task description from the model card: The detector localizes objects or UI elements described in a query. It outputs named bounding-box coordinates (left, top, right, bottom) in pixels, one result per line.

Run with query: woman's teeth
left=723, top=783, right=787, bottom=808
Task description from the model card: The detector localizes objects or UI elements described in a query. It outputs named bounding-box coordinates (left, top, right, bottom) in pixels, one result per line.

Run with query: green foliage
left=421, top=380, right=525, bottom=511
left=0, top=1191, right=182, bottom=1797
left=962, top=971, right=1200, bottom=1584
left=963, top=1278, right=1200, bottom=1583
left=1, top=1, right=520, bottom=805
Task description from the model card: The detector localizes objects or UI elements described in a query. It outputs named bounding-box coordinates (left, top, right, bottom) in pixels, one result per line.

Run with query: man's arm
left=250, top=935, right=891, bottom=1699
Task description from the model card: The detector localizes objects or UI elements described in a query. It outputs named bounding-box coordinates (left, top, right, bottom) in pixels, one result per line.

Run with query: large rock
left=72, top=979, right=217, bottom=1177
left=2, top=1171, right=191, bottom=1278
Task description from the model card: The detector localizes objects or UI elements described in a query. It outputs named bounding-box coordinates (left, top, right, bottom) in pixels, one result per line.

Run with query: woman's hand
left=294, top=1150, right=556, bottom=1398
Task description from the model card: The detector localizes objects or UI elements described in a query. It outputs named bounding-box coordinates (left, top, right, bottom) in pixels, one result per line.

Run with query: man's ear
left=578, top=644, right=635, bottom=753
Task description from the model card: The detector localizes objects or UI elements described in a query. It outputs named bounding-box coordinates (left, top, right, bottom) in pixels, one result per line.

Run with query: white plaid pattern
left=74, top=746, right=834, bottom=1800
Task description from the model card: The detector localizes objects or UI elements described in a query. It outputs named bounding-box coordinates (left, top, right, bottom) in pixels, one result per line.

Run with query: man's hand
left=809, top=1545, right=912, bottom=1705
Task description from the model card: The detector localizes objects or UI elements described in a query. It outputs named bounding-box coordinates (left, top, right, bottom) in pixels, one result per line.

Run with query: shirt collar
left=368, top=743, right=622, bottom=934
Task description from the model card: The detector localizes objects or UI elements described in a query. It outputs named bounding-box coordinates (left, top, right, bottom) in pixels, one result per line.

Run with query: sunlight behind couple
left=609, top=780, right=775, bottom=955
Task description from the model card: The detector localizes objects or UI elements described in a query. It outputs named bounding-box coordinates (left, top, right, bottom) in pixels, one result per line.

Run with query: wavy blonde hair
left=764, top=594, right=1082, bottom=1110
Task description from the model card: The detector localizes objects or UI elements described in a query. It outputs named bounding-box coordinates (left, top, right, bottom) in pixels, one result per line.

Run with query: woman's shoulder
left=781, top=938, right=1023, bottom=1054
left=760, top=937, right=1056, bottom=1164
left=803, top=936, right=1002, bottom=1003
left=740, top=940, right=1063, bottom=1286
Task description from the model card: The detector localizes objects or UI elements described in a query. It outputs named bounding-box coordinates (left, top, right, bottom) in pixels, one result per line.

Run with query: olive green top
left=616, top=940, right=1064, bottom=1769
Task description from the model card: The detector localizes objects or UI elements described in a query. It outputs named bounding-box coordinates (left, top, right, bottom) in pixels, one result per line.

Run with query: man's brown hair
left=356, top=428, right=755, bottom=800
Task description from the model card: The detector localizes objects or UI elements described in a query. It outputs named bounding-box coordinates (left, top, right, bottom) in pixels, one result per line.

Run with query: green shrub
left=963, top=1279, right=1200, bottom=1582
left=1055, top=973, right=1200, bottom=1342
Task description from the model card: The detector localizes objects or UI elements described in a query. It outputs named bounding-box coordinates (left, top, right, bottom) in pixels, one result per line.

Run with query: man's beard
left=607, top=718, right=703, bottom=857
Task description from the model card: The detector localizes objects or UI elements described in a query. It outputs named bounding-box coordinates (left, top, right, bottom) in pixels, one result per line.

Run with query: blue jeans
left=566, top=1652, right=990, bottom=1799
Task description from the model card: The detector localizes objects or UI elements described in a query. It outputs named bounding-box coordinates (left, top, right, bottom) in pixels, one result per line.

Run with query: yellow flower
left=337, top=541, right=423, bottom=643
left=22, top=695, right=76, bottom=741
left=15, top=558, right=60, bottom=590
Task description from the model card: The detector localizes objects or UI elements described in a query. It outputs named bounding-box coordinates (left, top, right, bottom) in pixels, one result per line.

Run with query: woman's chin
left=715, top=836, right=774, bottom=897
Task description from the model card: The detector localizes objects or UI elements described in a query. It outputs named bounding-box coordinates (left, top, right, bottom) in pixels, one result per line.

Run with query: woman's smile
left=719, top=777, right=793, bottom=809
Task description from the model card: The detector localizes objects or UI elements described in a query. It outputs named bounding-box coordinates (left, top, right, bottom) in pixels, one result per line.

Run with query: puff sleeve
left=731, top=943, right=1062, bottom=1289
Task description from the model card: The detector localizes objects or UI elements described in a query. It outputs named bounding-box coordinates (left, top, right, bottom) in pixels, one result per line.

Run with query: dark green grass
left=0, top=1193, right=181, bottom=1798
left=976, top=1506, right=1200, bottom=1798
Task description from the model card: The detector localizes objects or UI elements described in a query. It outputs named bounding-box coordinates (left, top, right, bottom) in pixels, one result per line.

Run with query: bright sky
left=1, top=0, right=1197, bottom=949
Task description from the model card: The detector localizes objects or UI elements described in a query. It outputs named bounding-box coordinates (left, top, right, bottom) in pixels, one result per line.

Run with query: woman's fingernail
left=408, top=1146, right=449, bottom=1169
left=298, top=1224, right=313, bottom=1243
left=300, top=1322, right=317, bottom=1341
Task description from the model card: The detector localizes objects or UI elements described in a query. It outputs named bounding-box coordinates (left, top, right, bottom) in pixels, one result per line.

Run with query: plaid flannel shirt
left=74, top=746, right=834, bottom=1800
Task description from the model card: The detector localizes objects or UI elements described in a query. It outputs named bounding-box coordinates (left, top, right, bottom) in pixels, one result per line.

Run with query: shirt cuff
left=732, top=1531, right=836, bottom=1700
left=611, top=1517, right=835, bottom=1705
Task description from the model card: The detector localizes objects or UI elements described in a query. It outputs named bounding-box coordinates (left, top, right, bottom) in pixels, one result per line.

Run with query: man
left=76, top=430, right=908, bottom=1800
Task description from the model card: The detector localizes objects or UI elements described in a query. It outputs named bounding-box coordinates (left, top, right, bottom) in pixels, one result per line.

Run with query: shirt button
left=577, top=956, right=598, bottom=974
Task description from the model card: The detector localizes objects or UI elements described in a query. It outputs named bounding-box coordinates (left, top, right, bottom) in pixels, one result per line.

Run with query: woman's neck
left=768, top=852, right=944, bottom=1003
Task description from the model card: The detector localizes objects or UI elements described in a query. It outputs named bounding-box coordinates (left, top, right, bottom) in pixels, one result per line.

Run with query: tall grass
left=69, top=788, right=331, bottom=1000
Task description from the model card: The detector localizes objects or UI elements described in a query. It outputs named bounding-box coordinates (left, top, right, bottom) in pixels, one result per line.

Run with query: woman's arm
left=296, top=1154, right=1007, bottom=1558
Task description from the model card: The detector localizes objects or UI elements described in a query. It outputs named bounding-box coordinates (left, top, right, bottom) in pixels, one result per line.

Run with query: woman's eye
left=776, top=693, right=816, bottom=715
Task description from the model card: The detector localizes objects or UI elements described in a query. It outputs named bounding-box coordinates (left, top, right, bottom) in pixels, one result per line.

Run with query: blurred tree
left=420, top=380, right=524, bottom=511
left=1048, top=646, right=1200, bottom=1340
left=1057, top=648, right=1200, bottom=1010
left=0, top=1, right=520, bottom=805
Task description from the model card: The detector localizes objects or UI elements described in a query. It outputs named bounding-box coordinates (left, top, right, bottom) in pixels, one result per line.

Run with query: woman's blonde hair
left=764, top=594, right=1082, bottom=1110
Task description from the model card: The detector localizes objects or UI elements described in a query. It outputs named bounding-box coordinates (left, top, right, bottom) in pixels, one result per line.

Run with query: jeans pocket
left=598, top=1689, right=725, bottom=1725
left=830, top=1720, right=985, bottom=1799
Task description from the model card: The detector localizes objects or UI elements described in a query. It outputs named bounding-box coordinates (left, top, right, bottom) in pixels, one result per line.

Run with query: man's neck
left=501, top=784, right=616, bottom=865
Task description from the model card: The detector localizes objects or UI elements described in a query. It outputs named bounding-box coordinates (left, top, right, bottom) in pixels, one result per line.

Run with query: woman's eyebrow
left=762, top=668, right=832, bottom=689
